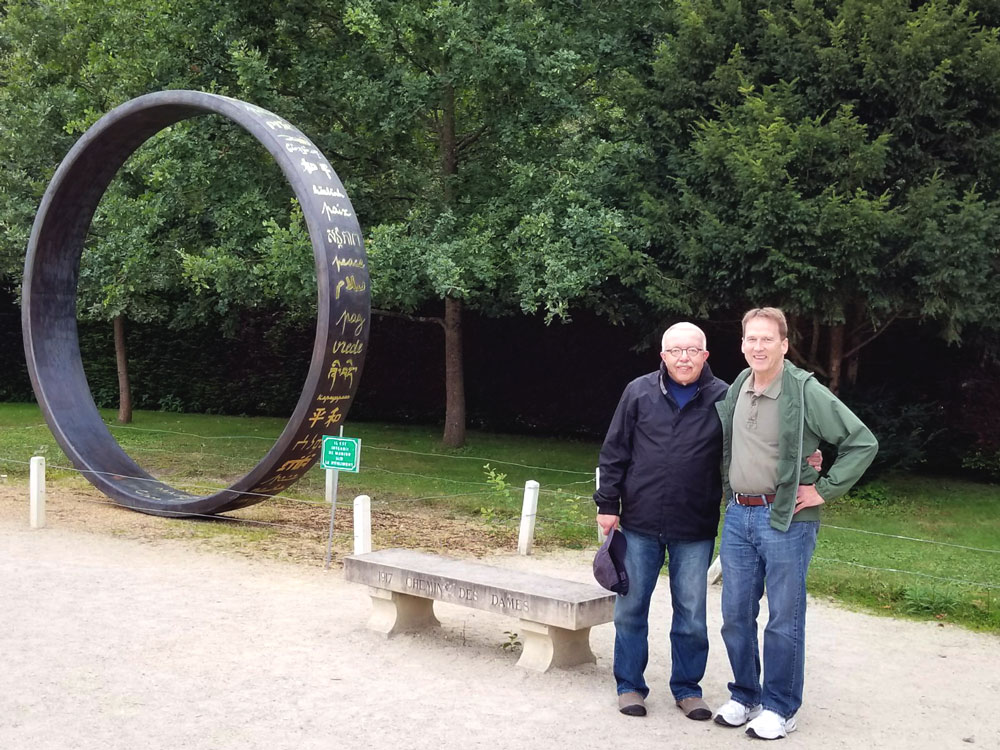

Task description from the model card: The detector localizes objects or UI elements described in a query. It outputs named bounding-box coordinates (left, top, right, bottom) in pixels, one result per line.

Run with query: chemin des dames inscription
left=405, top=575, right=481, bottom=604
left=490, top=592, right=530, bottom=612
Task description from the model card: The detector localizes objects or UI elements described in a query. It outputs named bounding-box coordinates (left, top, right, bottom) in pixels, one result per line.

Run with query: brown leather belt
left=734, top=493, right=776, bottom=506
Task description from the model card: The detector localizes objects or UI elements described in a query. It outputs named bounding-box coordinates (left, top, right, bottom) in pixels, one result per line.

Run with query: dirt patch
left=0, top=479, right=517, bottom=566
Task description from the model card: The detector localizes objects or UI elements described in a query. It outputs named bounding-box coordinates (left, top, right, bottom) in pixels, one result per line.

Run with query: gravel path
left=2, top=513, right=998, bottom=749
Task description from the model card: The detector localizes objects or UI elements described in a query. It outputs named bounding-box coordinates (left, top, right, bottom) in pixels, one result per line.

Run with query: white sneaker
left=746, top=709, right=797, bottom=740
left=713, top=699, right=762, bottom=727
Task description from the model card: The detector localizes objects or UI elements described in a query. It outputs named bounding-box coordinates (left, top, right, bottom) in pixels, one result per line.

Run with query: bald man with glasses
left=594, top=322, right=728, bottom=721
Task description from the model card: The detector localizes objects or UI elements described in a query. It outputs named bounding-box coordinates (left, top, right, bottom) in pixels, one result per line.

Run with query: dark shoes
left=618, top=691, right=647, bottom=716
left=618, top=692, right=713, bottom=721
left=676, top=696, right=713, bottom=721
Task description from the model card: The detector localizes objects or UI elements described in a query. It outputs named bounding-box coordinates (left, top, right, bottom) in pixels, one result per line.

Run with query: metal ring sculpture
left=22, top=91, right=370, bottom=516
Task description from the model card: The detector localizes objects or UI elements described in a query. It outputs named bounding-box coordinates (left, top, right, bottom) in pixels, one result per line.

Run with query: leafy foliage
left=633, top=0, right=1000, bottom=387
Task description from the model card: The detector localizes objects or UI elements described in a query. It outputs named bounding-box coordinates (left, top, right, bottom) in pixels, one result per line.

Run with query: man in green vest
left=713, top=307, right=878, bottom=740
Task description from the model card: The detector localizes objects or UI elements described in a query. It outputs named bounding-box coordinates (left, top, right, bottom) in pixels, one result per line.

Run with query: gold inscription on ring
left=332, top=256, right=366, bottom=273
left=327, top=228, right=362, bottom=249
left=316, top=394, right=350, bottom=404
left=293, top=435, right=324, bottom=452
left=277, top=455, right=314, bottom=473
left=322, top=202, right=353, bottom=220
left=336, top=311, right=365, bottom=337
left=307, top=406, right=343, bottom=428
left=334, top=275, right=367, bottom=300
left=255, top=470, right=299, bottom=493
left=313, top=185, right=346, bottom=198
left=327, top=359, right=358, bottom=387
left=332, top=340, right=364, bottom=356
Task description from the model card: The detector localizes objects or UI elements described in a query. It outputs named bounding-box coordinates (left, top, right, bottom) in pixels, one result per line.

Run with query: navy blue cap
left=593, top=527, right=629, bottom=595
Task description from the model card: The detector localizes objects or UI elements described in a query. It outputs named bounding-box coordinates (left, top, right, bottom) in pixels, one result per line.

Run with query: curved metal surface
left=22, top=91, right=370, bottom=516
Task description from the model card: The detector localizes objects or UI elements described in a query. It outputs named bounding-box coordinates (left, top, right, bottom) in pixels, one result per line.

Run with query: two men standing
left=595, top=308, right=877, bottom=739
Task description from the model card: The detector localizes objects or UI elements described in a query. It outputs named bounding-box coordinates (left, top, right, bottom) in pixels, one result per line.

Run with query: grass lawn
left=1, top=402, right=998, bottom=632
left=0, top=402, right=602, bottom=545
left=811, top=476, right=1000, bottom=632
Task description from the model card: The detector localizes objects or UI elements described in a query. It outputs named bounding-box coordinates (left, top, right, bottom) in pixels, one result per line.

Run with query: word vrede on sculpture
left=22, top=91, right=370, bottom=516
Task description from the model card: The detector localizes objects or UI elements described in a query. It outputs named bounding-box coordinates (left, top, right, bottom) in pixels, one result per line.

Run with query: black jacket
left=594, top=362, right=728, bottom=541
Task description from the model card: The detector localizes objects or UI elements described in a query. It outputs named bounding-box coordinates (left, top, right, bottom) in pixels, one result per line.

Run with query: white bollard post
left=325, top=468, right=338, bottom=504
left=518, top=480, right=539, bottom=556
left=595, top=467, right=607, bottom=543
left=707, top=555, right=723, bottom=585
left=29, top=455, right=46, bottom=529
left=353, top=494, right=371, bottom=554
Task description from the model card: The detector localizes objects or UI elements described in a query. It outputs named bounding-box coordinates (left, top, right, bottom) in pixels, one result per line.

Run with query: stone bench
left=343, top=548, right=615, bottom=672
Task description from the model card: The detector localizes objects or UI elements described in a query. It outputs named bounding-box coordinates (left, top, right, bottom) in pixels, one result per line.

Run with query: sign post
left=322, top=430, right=361, bottom=568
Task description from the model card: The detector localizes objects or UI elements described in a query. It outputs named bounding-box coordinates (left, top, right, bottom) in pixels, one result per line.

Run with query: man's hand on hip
left=596, top=513, right=620, bottom=534
left=794, top=484, right=825, bottom=513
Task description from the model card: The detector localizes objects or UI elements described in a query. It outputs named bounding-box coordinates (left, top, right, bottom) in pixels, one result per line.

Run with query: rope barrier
left=4, top=455, right=997, bottom=596
left=4, top=446, right=1000, bottom=567
left=822, top=523, right=1000, bottom=555
left=812, top=556, right=1000, bottom=590
left=362, top=444, right=593, bottom=475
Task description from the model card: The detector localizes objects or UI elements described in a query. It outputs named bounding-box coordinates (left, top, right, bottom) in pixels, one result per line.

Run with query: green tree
left=635, top=0, right=1000, bottom=391
left=336, top=0, right=676, bottom=445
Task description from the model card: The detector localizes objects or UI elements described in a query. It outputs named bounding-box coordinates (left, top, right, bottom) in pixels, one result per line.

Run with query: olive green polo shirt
left=728, top=373, right=782, bottom=494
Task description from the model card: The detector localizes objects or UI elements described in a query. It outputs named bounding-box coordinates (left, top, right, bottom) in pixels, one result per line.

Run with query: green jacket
left=716, top=360, right=878, bottom=532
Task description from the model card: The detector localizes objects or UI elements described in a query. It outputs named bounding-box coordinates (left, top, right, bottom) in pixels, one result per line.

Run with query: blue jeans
left=613, top=527, right=714, bottom=701
left=719, top=501, right=819, bottom=719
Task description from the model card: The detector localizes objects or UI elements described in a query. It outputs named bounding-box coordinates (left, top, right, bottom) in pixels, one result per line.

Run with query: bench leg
left=367, top=587, right=440, bottom=636
left=516, top=619, right=596, bottom=672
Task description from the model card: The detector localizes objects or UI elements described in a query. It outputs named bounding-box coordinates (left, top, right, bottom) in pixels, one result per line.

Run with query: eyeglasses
left=663, top=347, right=703, bottom=358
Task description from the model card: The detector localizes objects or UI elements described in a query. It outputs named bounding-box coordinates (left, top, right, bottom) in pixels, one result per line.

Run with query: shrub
left=901, top=584, right=960, bottom=617
left=838, top=386, right=943, bottom=477
left=839, top=482, right=897, bottom=510
left=958, top=366, right=1000, bottom=482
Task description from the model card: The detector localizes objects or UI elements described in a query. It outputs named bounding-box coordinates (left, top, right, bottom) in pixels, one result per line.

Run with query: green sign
left=321, top=435, right=361, bottom=472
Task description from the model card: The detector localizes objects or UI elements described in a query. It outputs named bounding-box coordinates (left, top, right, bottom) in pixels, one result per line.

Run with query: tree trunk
left=438, top=81, right=466, bottom=447
left=114, top=314, right=132, bottom=424
left=845, top=355, right=860, bottom=388
left=442, top=296, right=466, bottom=447
left=809, top=317, right=821, bottom=366
left=844, top=301, right=865, bottom=389
left=827, top=322, right=844, bottom=395
left=440, top=82, right=458, bottom=202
